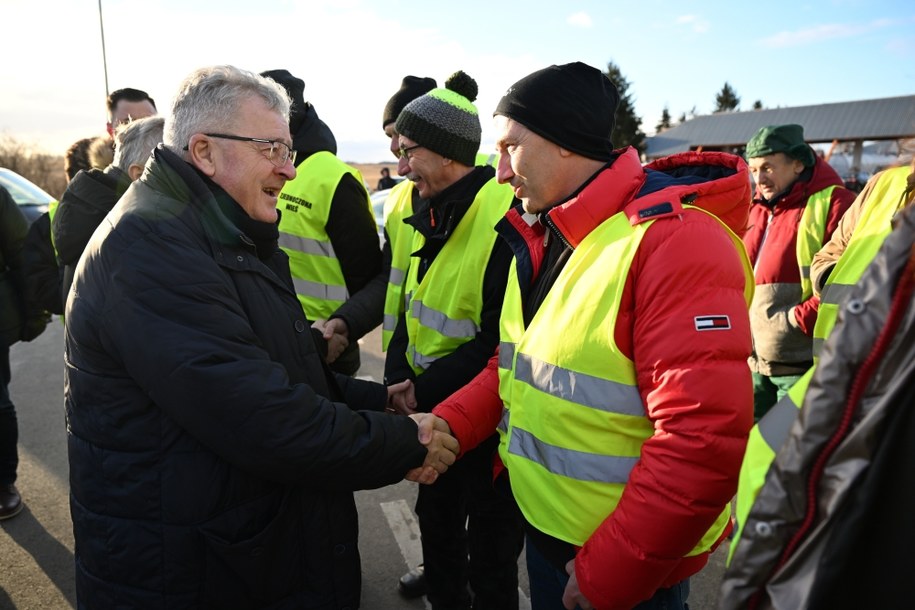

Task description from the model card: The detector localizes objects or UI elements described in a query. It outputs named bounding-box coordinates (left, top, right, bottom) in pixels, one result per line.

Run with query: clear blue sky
left=2, top=0, right=913, bottom=163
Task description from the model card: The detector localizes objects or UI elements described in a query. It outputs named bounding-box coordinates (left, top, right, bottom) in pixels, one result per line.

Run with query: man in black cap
left=261, top=69, right=380, bottom=375
left=432, top=61, right=756, bottom=609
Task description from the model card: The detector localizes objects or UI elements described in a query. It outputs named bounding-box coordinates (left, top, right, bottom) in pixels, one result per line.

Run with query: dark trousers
left=416, top=434, right=525, bottom=610
left=0, top=345, right=18, bottom=485
left=526, top=534, right=691, bottom=609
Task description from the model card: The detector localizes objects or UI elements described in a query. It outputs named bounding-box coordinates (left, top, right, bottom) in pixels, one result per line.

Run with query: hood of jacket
left=291, top=103, right=337, bottom=159
left=546, top=147, right=751, bottom=248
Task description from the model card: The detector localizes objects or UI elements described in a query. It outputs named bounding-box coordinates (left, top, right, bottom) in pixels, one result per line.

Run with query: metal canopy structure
left=646, top=95, right=915, bottom=162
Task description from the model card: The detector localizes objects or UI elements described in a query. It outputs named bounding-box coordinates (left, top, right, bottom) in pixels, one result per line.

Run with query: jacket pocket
left=199, top=491, right=303, bottom=608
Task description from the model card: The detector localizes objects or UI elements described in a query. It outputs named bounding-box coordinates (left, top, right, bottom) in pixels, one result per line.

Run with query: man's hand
left=312, top=319, right=348, bottom=363
left=405, top=413, right=458, bottom=484
left=562, top=558, right=594, bottom=610
left=387, top=379, right=418, bottom=415
left=322, top=317, right=350, bottom=340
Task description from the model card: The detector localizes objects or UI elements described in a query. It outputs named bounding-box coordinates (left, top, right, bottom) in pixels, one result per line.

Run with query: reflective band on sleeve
left=508, top=427, right=638, bottom=483
left=514, top=353, right=645, bottom=416
left=383, top=313, right=398, bottom=332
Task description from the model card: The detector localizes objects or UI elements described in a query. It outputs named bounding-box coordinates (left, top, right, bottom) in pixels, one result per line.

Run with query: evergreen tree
left=714, top=82, right=740, bottom=113
left=604, top=61, right=646, bottom=153
left=677, top=112, right=687, bottom=124
left=753, top=99, right=764, bottom=110
left=656, top=105, right=673, bottom=133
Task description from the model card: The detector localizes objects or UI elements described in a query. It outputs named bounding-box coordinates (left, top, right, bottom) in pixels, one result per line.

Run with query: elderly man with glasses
left=63, top=64, right=459, bottom=610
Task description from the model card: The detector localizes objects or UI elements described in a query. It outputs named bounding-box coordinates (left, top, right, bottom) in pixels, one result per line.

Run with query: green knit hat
left=395, top=71, right=481, bottom=166
left=745, top=124, right=815, bottom=167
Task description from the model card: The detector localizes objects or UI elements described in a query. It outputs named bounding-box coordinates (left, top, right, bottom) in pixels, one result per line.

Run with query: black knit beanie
left=260, top=69, right=306, bottom=132
left=494, top=62, right=619, bottom=161
left=382, top=76, right=437, bottom=130
left=395, top=71, right=481, bottom=166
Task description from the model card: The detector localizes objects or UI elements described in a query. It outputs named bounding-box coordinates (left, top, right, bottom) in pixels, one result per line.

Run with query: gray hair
left=112, top=116, right=165, bottom=170
left=163, top=65, right=291, bottom=157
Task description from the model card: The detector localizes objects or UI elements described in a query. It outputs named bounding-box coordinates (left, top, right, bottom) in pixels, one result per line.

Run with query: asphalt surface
left=0, top=321, right=727, bottom=609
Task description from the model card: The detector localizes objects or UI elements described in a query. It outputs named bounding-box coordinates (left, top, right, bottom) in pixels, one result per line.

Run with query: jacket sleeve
left=325, top=173, right=383, bottom=297
left=810, top=181, right=873, bottom=296
left=792, top=186, right=856, bottom=334
left=575, top=214, right=753, bottom=610
left=408, top=237, right=512, bottom=410
left=99, top=234, right=427, bottom=492
left=432, top=350, right=503, bottom=457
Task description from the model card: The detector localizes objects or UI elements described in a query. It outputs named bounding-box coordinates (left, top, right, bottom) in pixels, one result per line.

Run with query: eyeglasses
left=397, top=143, right=422, bottom=161
left=203, top=133, right=296, bottom=167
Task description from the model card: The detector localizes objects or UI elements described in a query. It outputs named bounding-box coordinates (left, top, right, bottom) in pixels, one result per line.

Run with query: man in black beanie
left=431, top=62, right=756, bottom=609
left=261, top=68, right=380, bottom=376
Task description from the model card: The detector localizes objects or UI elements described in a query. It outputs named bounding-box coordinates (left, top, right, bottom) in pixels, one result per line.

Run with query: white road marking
left=380, top=499, right=531, bottom=610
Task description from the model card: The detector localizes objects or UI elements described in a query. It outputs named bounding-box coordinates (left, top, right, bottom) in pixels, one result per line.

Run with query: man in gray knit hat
left=385, top=71, right=525, bottom=610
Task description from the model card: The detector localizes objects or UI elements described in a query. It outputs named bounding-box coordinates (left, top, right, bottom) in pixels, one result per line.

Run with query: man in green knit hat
left=742, top=123, right=855, bottom=419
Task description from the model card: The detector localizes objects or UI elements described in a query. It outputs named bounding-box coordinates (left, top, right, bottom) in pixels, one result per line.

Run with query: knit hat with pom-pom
left=395, top=71, right=481, bottom=166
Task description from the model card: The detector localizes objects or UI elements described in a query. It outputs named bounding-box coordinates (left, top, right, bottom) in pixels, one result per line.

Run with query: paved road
left=0, top=321, right=727, bottom=609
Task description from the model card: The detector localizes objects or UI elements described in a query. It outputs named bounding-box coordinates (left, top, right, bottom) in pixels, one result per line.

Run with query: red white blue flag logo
left=694, top=315, right=731, bottom=331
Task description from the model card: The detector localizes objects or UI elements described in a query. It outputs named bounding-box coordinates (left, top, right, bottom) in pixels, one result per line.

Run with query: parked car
left=0, top=167, right=57, bottom=224
left=370, top=187, right=390, bottom=242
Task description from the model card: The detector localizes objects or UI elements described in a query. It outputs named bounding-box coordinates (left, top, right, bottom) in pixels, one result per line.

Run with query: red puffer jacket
left=435, top=147, right=754, bottom=610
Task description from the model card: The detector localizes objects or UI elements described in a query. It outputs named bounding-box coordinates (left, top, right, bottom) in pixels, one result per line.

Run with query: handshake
left=406, top=412, right=460, bottom=484
left=386, top=379, right=459, bottom=484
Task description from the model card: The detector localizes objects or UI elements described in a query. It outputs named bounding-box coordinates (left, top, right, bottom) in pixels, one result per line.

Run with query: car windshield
left=0, top=168, right=56, bottom=204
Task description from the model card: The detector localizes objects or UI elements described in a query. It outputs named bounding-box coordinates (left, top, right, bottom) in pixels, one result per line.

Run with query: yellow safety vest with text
left=382, top=180, right=416, bottom=350
left=497, top=206, right=752, bottom=548
left=277, top=152, right=372, bottom=320
left=403, top=178, right=513, bottom=374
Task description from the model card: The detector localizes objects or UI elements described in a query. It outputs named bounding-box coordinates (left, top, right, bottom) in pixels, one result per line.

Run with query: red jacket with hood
left=742, top=156, right=854, bottom=376
left=434, top=147, right=754, bottom=609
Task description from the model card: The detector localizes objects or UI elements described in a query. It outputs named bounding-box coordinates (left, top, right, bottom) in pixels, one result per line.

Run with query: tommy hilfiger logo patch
left=694, top=315, right=731, bottom=331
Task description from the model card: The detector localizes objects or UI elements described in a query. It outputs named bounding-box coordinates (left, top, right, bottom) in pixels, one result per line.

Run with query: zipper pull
left=430, top=207, right=436, bottom=228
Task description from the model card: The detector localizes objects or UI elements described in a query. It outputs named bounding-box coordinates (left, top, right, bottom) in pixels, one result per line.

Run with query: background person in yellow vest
left=385, top=71, right=525, bottom=610
left=54, top=116, right=165, bottom=311
left=261, top=69, right=380, bottom=375
left=743, top=124, right=855, bottom=420
left=319, top=76, right=437, bottom=377
left=431, top=62, right=755, bottom=610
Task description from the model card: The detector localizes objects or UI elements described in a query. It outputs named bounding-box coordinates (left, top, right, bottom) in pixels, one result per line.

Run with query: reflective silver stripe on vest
left=383, top=313, right=398, bottom=332
left=410, top=299, right=480, bottom=338
left=800, top=264, right=810, bottom=280
left=514, top=353, right=645, bottom=417
left=291, top=277, right=349, bottom=302
left=812, top=336, right=825, bottom=354
left=278, top=233, right=336, bottom=258
left=498, top=407, right=509, bottom=433
left=389, top=266, right=406, bottom=287
left=508, top=426, right=638, bottom=483
left=411, top=348, right=438, bottom=371
left=757, top=394, right=800, bottom=452
left=499, top=341, right=515, bottom=370
left=820, top=282, right=855, bottom=306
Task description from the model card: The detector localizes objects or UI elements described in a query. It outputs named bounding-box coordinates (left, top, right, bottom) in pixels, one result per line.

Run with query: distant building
left=645, top=95, right=915, bottom=177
